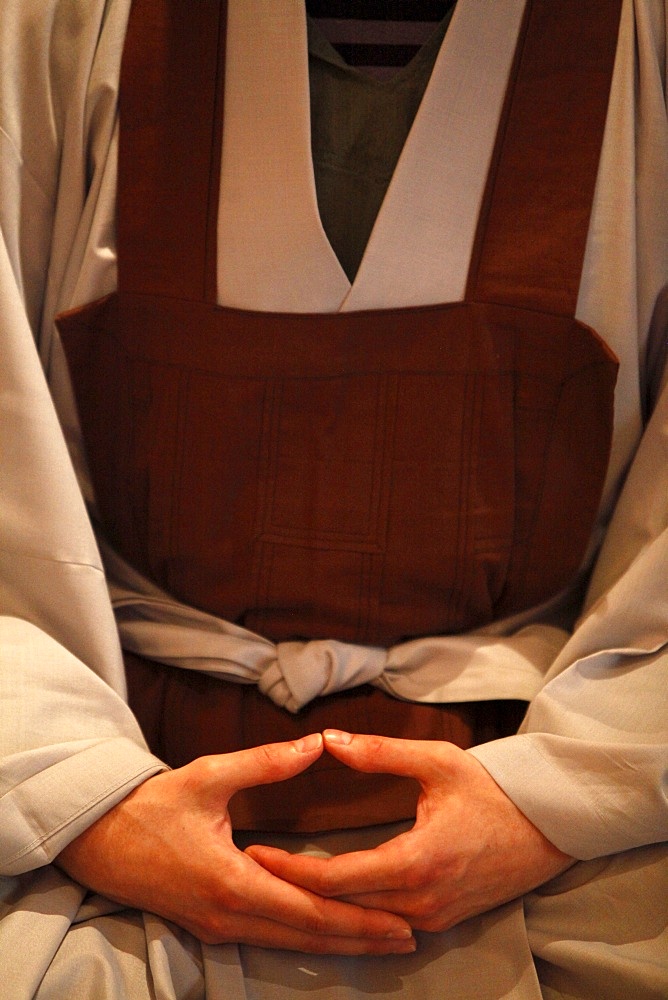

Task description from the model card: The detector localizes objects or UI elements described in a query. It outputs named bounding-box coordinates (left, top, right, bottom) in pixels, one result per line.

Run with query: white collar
left=217, top=0, right=527, bottom=313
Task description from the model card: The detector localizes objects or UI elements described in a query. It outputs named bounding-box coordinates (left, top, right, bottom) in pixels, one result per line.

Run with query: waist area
left=125, top=649, right=526, bottom=832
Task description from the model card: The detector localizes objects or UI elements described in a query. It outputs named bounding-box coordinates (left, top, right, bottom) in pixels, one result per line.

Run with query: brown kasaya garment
left=57, top=0, right=620, bottom=830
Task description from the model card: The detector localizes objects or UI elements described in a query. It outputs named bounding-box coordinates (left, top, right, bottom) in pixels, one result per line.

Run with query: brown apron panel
left=468, top=0, right=623, bottom=315
left=117, top=0, right=227, bottom=301
left=58, top=295, right=616, bottom=646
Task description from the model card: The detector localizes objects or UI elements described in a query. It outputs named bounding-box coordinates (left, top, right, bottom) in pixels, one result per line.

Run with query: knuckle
left=258, top=741, right=280, bottom=763
left=215, top=877, right=248, bottom=916
left=252, top=741, right=287, bottom=779
left=182, top=904, right=232, bottom=945
left=174, top=754, right=225, bottom=798
left=423, top=897, right=444, bottom=925
left=403, top=858, right=431, bottom=892
left=220, top=891, right=244, bottom=916
left=417, top=913, right=449, bottom=934
left=399, top=890, right=445, bottom=932
left=302, top=902, right=331, bottom=937
left=313, top=872, right=338, bottom=898
left=363, top=733, right=390, bottom=756
left=193, top=921, right=225, bottom=946
left=410, top=895, right=449, bottom=933
left=202, top=874, right=245, bottom=917
left=186, top=754, right=222, bottom=783
left=404, top=870, right=425, bottom=893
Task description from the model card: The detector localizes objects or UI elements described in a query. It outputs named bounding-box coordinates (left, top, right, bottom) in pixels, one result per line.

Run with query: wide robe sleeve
left=471, top=372, right=668, bottom=859
left=0, top=0, right=165, bottom=877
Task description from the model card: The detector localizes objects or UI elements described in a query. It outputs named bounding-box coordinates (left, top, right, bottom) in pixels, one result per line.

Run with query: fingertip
left=323, top=729, right=352, bottom=747
left=389, top=935, right=417, bottom=953
left=294, top=732, right=323, bottom=754
left=397, top=937, right=418, bottom=954
left=386, top=925, right=414, bottom=941
left=243, top=844, right=263, bottom=862
left=244, top=843, right=285, bottom=863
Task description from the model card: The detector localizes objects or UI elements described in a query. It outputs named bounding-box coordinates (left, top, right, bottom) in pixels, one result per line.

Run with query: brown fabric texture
left=59, top=296, right=616, bottom=646
left=56, top=0, right=621, bottom=829
left=468, top=0, right=624, bottom=316
left=116, top=0, right=227, bottom=302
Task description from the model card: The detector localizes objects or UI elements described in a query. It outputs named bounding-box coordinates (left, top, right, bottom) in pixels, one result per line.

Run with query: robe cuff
left=0, top=738, right=165, bottom=876
left=470, top=733, right=668, bottom=860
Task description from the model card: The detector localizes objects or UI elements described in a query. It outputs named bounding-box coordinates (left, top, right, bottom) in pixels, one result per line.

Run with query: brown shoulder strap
left=467, top=0, right=623, bottom=314
left=117, top=0, right=226, bottom=302
left=117, top=0, right=621, bottom=315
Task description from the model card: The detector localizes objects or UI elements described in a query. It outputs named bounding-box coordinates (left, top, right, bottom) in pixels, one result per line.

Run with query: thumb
left=323, top=730, right=451, bottom=786
left=221, top=732, right=324, bottom=795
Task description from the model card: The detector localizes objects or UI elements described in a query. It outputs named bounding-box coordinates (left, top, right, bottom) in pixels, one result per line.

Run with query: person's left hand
left=245, top=731, right=575, bottom=933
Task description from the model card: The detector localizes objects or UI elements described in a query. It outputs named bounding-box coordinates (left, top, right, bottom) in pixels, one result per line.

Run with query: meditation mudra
left=0, top=2, right=666, bottom=998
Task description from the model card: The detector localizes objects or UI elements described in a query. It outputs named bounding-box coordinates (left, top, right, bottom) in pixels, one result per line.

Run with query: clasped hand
left=247, top=731, right=574, bottom=935
left=57, top=731, right=573, bottom=953
left=56, top=733, right=414, bottom=953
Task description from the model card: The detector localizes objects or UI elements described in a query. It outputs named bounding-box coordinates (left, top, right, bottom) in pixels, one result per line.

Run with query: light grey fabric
left=0, top=0, right=667, bottom=997
left=3, top=831, right=666, bottom=999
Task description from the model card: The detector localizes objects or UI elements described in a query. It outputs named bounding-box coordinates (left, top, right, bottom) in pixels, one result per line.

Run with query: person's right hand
left=56, top=734, right=416, bottom=954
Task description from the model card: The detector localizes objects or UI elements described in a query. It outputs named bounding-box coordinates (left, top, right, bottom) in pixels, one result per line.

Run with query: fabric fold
left=109, top=541, right=568, bottom=712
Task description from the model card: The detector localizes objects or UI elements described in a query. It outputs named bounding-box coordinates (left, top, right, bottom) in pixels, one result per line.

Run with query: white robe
left=0, top=1, right=667, bottom=996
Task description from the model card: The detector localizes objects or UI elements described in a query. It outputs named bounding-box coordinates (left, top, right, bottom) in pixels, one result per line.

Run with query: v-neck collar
left=216, top=0, right=528, bottom=314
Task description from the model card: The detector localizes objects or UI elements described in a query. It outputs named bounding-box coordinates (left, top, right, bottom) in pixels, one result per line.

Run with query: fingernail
left=323, top=729, right=352, bottom=746
left=390, top=936, right=417, bottom=953
left=387, top=927, right=413, bottom=940
left=295, top=733, right=323, bottom=753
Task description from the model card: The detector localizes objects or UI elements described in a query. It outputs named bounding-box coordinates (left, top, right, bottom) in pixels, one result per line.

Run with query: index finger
left=240, top=849, right=414, bottom=938
left=246, top=830, right=416, bottom=898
